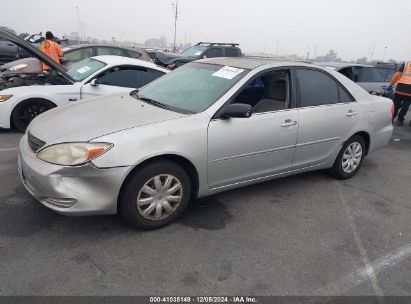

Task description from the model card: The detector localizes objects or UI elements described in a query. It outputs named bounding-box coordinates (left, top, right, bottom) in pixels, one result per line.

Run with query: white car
left=0, top=29, right=168, bottom=132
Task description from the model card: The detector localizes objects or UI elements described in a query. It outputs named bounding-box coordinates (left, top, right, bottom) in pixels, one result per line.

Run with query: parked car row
left=0, top=29, right=394, bottom=230
left=0, top=28, right=168, bottom=132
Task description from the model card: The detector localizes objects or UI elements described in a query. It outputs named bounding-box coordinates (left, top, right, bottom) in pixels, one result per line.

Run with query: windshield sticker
left=212, top=66, right=244, bottom=80
left=194, top=51, right=202, bottom=56
left=77, top=66, right=92, bottom=74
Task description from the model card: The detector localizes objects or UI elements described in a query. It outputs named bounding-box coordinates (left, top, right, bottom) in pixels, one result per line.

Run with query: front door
left=207, top=69, right=298, bottom=189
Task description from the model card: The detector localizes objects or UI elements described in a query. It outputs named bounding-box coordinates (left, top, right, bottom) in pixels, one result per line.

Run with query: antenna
left=172, top=0, right=178, bottom=52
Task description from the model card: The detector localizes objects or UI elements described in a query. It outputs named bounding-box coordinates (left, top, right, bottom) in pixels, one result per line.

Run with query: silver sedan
left=18, top=58, right=394, bottom=229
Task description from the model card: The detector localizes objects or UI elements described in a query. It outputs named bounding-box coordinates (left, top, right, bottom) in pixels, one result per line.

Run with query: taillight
left=391, top=102, right=395, bottom=118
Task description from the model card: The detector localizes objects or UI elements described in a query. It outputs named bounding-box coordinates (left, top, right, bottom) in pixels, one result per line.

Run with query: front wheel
left=11, top=99, right=55, bottom=132
left=119, top=161, right=192, bottom=230
left=328, top=135, right=366, bottom=180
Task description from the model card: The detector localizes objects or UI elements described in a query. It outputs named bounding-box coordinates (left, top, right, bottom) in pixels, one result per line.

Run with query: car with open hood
left=18, top=57, right=394, bottom=230
left=0, top=28, right=168, bottom=132
left=1, top=43, right=154, bottom=75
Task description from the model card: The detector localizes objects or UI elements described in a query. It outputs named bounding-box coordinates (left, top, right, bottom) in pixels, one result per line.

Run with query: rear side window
left=354, top=67, right=386, bottom=82
left=97, top=67, right=164, bottom=88
left=124, top=49, right=142, bottom=59
left=65, top=48, right=93, bottom=62
left=96, top=47, right=126, bottom=56
left=204, top=48, right=223, bottom=58
left=225, top=48, right=239, bottom=57
left=296, top=69, right=340, bottom=107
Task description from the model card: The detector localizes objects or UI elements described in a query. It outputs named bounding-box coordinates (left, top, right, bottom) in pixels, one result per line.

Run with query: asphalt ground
left=0, top=122, right=410, bottom=297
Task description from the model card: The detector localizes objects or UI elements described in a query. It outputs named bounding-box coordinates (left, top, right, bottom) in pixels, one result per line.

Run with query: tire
left=11, top=99, right=55, bottom=133
left=328, top=135, right=366, bottom=180
left=119, top=161, right=192, bottom=230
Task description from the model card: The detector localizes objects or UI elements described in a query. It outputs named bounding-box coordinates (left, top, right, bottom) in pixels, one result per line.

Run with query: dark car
left=0, top=38, right=32, bottom=64
left=147, top=42, right=242, bottom=69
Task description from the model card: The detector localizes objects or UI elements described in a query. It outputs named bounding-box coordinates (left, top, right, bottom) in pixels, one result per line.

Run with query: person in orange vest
left=39, top=31, right=63, bottom=71
left=386, top=61, right=411, bottom=126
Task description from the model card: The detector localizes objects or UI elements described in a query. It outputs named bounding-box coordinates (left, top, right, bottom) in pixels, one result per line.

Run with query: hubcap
left=342, top=142, right=363, bottom=174
left=136, top=174, right=183, bottom=221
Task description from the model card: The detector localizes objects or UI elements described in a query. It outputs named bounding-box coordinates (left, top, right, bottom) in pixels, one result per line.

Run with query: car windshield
left=181, top=46, right=208, bottom=57
left=67, top=58, right=107, bottom=82
left=135, top=63, right=249, bottom=114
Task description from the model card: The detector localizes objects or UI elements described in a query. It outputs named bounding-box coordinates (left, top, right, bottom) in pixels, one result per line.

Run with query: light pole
left=383, top=46, right=388, bottom=62
left=75, top=6, right=80, bottom=41
left=172, top=1, right=178, bottom=52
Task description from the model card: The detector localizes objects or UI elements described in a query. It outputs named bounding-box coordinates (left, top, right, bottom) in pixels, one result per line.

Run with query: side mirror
left=60, top=57, right=68, bottom=64
left=220, top=103, right=252, bottom=119
left=90, top=79, right=99, bottom=87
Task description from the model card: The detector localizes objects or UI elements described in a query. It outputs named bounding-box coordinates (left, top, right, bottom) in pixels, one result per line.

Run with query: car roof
left=90, top=55, right=169, bottom=72
left=315, top=62, right=374, bottom=69
left=197, top=57, right=321, bottom=70
left=64, top=44, right=146, bottom=53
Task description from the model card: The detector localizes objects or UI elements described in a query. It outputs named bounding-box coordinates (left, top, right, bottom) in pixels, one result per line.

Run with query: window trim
left=293, top=66, right=356, bottom=109
left=213, top=67, right=295, bottom=119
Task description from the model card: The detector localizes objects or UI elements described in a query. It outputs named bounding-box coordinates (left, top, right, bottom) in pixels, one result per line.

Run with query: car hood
left=0, top=28, right=72, bottom=81
left=0, top=57, right=43, bottom=74
left=155, top=51, right=193, bottom=65
left=28, top=92, right=187, bottom=144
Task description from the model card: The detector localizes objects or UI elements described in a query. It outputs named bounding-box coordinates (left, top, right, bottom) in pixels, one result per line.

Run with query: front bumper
left=18, top=134, right=131, bottom=215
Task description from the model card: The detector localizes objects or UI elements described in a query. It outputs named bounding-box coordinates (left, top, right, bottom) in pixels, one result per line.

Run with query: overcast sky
left=2, top=0, right=411, bottom=61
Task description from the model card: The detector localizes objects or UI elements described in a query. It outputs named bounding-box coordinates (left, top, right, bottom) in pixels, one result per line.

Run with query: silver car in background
left=317, top=62, right=398, bottom=95
left=18, top=58, right=394, bottom=229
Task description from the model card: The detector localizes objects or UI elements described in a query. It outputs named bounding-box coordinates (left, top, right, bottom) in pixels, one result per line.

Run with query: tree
left=315, top=49, right=342, bottom=62
left=355, top=57, right=369, bottom=64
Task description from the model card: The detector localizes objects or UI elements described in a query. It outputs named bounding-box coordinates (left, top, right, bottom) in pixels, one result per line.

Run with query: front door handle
left=281, top=119, right=297, bottom=128
left=346, top=110, right=357, bottom=117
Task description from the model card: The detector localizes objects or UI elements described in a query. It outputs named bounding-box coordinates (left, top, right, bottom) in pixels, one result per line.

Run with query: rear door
left=293, top=68, right=360, bottom=169
left=80, top=66, right=165, bottom=99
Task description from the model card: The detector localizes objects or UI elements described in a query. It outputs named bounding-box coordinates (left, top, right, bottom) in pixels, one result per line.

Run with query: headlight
left=0, top=95, right=13, bottom=102
left=37, top=142, right=113, bottom=166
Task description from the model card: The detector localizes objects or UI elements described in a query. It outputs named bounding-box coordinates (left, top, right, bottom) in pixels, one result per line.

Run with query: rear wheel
left=119, top=161, right=191, bottom=230
left=329, top=135, right=366, bottom=180
left=11, top=99, right=55, bottom=132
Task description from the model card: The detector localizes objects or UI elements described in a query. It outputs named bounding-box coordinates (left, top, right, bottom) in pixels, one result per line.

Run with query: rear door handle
left=346, top=110, right=357, bottom=117
left=281, top=119, right=297, bottom=128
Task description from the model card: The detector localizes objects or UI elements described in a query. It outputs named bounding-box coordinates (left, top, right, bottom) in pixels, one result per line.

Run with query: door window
left=96, top=47, right=126, bottom=56
left=296, top=69, right=341, bottom=107
left=204, top=48, right=222, bottom=58
left=97, top=67, right=164, bottom=88
left=123, top=49, right=142, bottom=59
left=225, top=48, right=239, bottom=57
left=232, top=70, right=289, bottom=113
left=353, top=67, right=386, bottom=82
left=65, top=47, right=93, bottom=62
